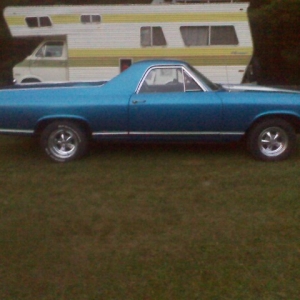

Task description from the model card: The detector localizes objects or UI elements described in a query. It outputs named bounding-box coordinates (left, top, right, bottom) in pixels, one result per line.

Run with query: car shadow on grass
left=1, top=136, right=300, bottom=162
left=89, top=140, right=248, bottom=160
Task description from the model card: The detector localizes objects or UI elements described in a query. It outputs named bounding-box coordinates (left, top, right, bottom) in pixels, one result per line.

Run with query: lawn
left=0, top=136, right=300, bottom=299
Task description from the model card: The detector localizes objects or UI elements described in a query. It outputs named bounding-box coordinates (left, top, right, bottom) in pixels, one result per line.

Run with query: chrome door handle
left=132, top=100, right=146, bottom=104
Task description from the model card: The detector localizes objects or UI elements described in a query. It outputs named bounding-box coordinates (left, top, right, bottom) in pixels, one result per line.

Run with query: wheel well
left=246, top=114, right=300, bottom=136
left=21, top=78, right=41, bottom=83
left=35, top=118, right=92, bottom=138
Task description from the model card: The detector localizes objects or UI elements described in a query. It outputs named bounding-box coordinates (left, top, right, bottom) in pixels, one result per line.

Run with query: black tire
left=247, top=119, right=296, bottom=161
left=40, top=121, right=88, bottom=162
left=21, top=78, right=41, bottom=84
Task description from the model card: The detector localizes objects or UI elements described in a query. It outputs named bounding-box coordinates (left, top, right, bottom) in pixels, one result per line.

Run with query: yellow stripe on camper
left=51, top=15, right=81, bottom=24
left=5, top=11, right=247, bottom=26
left=5, top=15, right=81, bottom=26
left=103, top=12, right=247, bottom=23
left=68, top=56, right=251, bottom=68
left=5, top=16, right=25, bottom=26
left=68, top=47, right=252, bottom=67
left=68, top=47, right=252, bottom=58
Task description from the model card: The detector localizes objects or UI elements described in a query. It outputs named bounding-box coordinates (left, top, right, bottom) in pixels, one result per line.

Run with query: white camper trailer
left=3, top=0, right=253, bottom=84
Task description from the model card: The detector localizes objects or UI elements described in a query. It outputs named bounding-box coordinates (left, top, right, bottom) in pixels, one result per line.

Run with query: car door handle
left=132, top=100, right=146, bottom=104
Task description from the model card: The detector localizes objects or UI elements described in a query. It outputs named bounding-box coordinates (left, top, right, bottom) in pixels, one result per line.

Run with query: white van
left=4, top=0, right=252, bottom=84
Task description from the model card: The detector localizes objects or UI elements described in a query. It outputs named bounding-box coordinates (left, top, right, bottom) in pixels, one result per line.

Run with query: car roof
left=133, top=59, right=188, bottom=68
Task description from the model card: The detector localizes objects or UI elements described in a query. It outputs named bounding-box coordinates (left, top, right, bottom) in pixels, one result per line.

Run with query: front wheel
left=41, top=121, right=88, bottom=162
left=247, top=119, right=296, bottom=161
left=21, top=78, right=41, bottom=84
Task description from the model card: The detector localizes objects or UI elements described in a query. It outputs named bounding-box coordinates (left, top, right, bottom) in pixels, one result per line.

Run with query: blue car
left=0, top=60, right=299, bottom=162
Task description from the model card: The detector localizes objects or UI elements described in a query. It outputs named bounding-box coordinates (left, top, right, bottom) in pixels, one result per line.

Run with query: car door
left=129, top=66, right=222, bottom=141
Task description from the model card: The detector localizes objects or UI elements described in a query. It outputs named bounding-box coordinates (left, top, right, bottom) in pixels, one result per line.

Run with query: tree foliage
left=249, top=0, right=300, bottom=84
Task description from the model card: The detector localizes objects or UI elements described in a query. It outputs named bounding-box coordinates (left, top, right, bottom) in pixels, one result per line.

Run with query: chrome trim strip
left=92, top=132, right=128, bottom=136
left=130, top=131, right=217, bottom=135
left=220, top=132, right=244, bottom=136
left=0, top=129, right=34, bottom=134
left=92, top=131, right=244, bottom=136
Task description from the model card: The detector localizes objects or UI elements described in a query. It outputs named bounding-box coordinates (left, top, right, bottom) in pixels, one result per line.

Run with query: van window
left=36, top=42, right=64, bottom=58
left=141, top=27, right=167, bottom=47
left=81, top=15, right=101, bottom=24
left=180, top=25, right=238, bottom=46
left=26, top=16, right=52, bottom=28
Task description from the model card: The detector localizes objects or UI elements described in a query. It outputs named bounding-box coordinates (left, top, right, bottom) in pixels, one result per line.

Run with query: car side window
left=139, top=67, right=202, bottom=93
left=183, top=70, right=202, bottom=91
left=139, top=67, right=184, bottom=93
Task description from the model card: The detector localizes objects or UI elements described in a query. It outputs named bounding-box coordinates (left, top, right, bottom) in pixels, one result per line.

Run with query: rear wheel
left=21, top=78, right=41, bottom=84
left=247, top=119, right=296, bottom=161
left=41, top=121, right=88, bottom=162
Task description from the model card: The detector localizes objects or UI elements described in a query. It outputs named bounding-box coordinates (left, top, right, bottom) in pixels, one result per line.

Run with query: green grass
left=1, top=136, right=300, bottom=299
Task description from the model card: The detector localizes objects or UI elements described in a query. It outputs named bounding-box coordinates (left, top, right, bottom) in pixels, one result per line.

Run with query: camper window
left=26, top=16, right=52, bottom=28
left=210, top=26, right=238, bottom=45
left=40, top=17, right=52, bottom=27
left=180, top=26, right=209, bottom=46
left=81, top=15, right=101, bottom=24
left=180, top=25, right=238, bottom=46
left=26, top=17, right=38, bottom=28
left=141, top=27, right=167, bottom=47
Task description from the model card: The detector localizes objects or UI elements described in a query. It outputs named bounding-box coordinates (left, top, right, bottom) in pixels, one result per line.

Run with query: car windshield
left=187, top=64, right=220, bottom=91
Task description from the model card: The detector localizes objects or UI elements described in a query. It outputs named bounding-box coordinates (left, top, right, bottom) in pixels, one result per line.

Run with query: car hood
left=222, top=84, right=300, bottom=94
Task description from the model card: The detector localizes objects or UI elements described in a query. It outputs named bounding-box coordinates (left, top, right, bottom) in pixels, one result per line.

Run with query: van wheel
left=247, top=119, right=296, bottom=161
left=41, top=121, right=88, bottom=162
left=21, top=78, right=41, bottom=83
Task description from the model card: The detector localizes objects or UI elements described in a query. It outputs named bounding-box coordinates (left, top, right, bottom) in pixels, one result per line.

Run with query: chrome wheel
left=258, top=127, right=288, bottom=157
left=247, top=119, right=296, bottom=161
left=48, top=128, right=79, bottom=159
left=41, top=121, right=88, bottom=162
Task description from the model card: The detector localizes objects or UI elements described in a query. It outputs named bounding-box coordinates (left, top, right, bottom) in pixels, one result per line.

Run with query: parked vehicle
left=3, top=0, right=252, bottom=84
left=0, top=60, right=299, bottom=162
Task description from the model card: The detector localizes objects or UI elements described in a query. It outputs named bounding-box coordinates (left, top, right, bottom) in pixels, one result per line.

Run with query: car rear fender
left=35, top=115, right=92, bottom=137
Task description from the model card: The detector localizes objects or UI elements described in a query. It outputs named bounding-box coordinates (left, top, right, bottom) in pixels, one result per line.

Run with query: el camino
left=0, top=60, right=299, bottom=162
